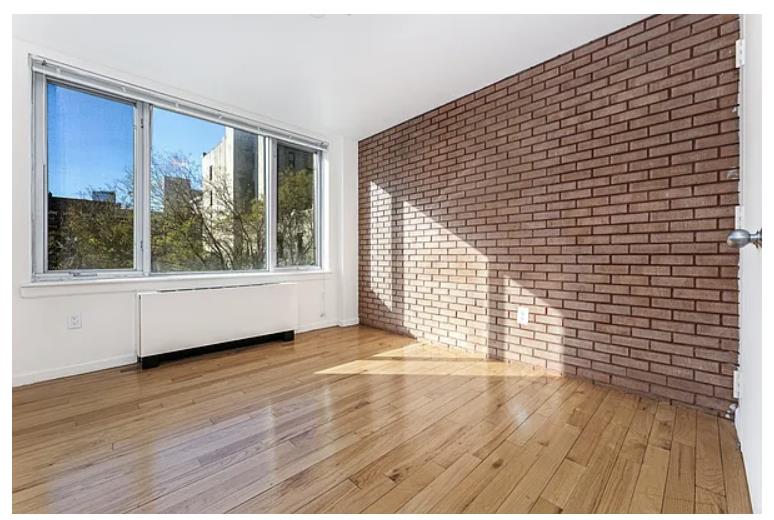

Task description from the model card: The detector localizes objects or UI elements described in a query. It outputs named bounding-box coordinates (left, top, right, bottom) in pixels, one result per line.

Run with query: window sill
left=19, top=269, right=335, bottom=299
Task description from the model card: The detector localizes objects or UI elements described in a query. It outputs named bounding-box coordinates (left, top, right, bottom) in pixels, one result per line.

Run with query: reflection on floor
left=12, top=325, right=752, bottom=513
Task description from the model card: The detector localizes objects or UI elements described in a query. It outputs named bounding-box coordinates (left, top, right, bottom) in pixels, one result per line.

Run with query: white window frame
left=30, top=56, right=327, bottom=282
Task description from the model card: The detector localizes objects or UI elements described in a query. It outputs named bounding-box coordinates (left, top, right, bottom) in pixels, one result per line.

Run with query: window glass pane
left=150, top=108, right=267, bottom=272
left=276, top=143, right=316, bottom=267
left=46, top=82, right=135, bottom=271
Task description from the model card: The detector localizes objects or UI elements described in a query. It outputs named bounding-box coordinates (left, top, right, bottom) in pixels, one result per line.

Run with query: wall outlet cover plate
left=67, top=314, right=82, bottom=329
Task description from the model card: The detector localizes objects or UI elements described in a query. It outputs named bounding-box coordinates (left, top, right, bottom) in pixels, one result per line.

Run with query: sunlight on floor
left=316, top=341, right=556, bottom=378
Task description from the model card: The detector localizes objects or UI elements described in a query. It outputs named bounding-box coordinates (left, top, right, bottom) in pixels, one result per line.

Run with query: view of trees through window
left=44, top=85, right=319, bottom=274
left=150, top=109, right=268, bottom=272
left=276, top=143, right=316, bottom=266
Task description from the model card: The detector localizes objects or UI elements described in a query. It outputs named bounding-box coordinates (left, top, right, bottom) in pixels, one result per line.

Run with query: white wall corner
left=336, top=135, right=359, bottom=328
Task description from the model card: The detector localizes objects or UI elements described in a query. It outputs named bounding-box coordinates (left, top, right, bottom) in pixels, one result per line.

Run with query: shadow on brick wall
left=360, top=177, right=571, bottom=376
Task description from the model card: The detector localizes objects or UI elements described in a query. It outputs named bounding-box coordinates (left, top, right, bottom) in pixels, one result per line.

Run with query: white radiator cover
left=137, top=282, right=298, bottom=357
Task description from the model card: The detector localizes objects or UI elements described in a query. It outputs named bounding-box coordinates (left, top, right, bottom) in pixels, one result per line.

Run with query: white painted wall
left=12, top=38, right=360, bottom=386
left=735, top=14, right=762, bottom=514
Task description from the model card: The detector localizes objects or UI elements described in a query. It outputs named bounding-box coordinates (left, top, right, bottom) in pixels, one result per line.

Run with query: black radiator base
left=138, top=329, right=296, bottom=369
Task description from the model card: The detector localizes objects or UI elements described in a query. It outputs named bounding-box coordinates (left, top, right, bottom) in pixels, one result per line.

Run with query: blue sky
left=152, top=107, right=225, bottom=167
left=47, top=83, right=225, bottom=200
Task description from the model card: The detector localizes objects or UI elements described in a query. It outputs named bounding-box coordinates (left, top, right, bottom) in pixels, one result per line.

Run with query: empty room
left=11, top=8, right=765, bottom=516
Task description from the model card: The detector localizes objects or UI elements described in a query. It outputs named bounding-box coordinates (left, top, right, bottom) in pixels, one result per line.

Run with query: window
left=276, top=143, right=317, bottom=267
left=32, top=58, right=325, bottom=280
left=44, top=82, right=137, bottom=273
left=150, top=108, right=267, bottom=272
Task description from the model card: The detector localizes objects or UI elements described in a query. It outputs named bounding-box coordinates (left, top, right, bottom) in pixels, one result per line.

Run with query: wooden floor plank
left=294, top=479, right=359, bottom=513
left=650, top=401, right=677, bottom=450
left=318, top=477, right=395, bottom=514
left=719, top=418, right=753, bottom=513
left=11, top=325, right=752, bottom=514
left=397, top=454, right=481, bottom=513
left=662, top=442, right=696, bottom=513
left=362, top=461, right=444, bottom=513
left=628, top=398, right=676, bottom=514
left=540, top=458, right=585, bottom=510
left=673, top=406, right=698, bottom=447
left=696, top=486, right=728, bottom=514
left=428, top=439, right=525, bottom=513
left=463, top=441, right=542, bottom=513
left=562, top=393, right=638, bottom=513
left=629, top=444, right=671, bottom=513
left=663, top=404, right=698, bottom=513
left=530, top=497, right=562, bottom=513
left=696, top=411, right=725, bottom=496
left=496, top=423, right=580, bottom=513
left=596, top=397, right=657, bottom=513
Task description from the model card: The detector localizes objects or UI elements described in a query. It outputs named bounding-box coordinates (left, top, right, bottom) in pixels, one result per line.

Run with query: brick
left=359, top=14, right=739, bottom=417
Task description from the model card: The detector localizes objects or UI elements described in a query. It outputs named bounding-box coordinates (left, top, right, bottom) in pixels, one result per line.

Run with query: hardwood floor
left=12, top=325, right=752, bottom=513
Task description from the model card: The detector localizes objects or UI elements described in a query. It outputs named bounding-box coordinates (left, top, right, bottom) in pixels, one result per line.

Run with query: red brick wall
left=358, top=14, right=740, bottom=415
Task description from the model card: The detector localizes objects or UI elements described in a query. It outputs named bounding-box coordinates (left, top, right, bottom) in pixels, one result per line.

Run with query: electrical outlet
left=67, top=313, right=82, bottom=330
left=516, top=307, right=529, bottom=325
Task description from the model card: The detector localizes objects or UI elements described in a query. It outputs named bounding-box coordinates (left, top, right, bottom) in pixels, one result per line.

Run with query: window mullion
left=132, top=101, right=141, bottom=273
left=138, top=102, right=152, bottom=275
left=267, top=137, right=278, bottom=271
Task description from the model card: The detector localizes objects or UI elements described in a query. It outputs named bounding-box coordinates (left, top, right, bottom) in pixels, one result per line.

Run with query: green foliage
left=49, top=149, right=315, bottom=272
left=47, top=169, right=134, bottom=271
left=277, top=165, right=315, bottom=266
left=148, top=150, right=268, bottom=272
left=48, top=197, right=134, bottom=270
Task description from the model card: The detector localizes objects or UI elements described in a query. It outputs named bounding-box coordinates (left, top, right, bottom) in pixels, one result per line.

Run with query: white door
left=735, top=14, right=762, bottom=514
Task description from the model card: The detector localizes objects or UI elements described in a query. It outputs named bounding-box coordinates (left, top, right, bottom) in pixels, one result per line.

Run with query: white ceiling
left=13, top=14, right=646, bottom=140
